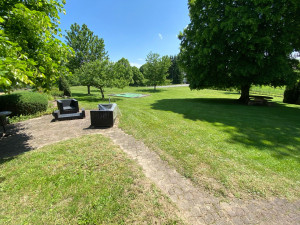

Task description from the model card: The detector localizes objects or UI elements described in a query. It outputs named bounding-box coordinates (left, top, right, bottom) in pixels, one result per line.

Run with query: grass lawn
left=0, top=135, right=183, bottom=224
left=250, top=85, right=285, bottom=97
left=72, top=85, right=300, bottom=200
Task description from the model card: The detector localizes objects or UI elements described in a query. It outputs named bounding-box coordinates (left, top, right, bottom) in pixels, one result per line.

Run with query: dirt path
left=1, top=112, right=299, bottom=224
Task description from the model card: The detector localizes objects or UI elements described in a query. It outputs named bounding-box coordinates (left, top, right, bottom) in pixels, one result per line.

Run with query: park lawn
left=250, top=85, right=285, bottom=97
left=0, top=134, right=183, bottom=224
left=72, top=86, right=300, bottom=200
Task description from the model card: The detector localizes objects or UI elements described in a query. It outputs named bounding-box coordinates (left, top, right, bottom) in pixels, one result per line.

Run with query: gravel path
left=1, top=112, right=299, bottom=224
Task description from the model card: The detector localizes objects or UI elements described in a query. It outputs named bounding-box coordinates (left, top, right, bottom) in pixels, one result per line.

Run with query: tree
left=76, top=58, right=133, bottom=99
left=139, top=64, right=146, bottom=75
left=131, top=66, right=145, bottom=86
left=144, top=52, right=171, bottom=90
left=0, top=0, right=72, bottom=92
left=76, top=60, right=111, bottom=99
left=65, top=23, right=108, bottom=94
left=283, top=63, right=300, bottom=104
left=168, top=55, right=184, bottom=84
left=58, top=75, right=71, bottom=97
left=283, top=81, right=300, bottom=105
left=112, top=58, right=133, bottom=88
left=179, top=0, right=300, bottom=103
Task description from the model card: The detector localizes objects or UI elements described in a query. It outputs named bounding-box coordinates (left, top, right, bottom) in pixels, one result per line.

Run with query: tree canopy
left=131, top=66, right=145, bottom=86
left=75, top=58, right=133, bottom=99
left=179, top=0, right=300, bottom=103
left=144, top=52, right=171, bottom=90
left=0, top=0, right=72, bottom=92
left=168, top=55, right=184, bottom=84
left=112, top=58, right=133, bottom=88
left=75, top=60, right=111, bottom=99
left=65, top=23, right=108, bottom=73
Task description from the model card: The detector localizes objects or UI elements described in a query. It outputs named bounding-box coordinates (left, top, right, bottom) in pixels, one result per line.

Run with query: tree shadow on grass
left=0, top=123, right=33, bottom=165
left=151, top=98, right=300, bottom=162
left=136, top=89, right=166, bottom=93
left=71, top=94, right=124, bottom=106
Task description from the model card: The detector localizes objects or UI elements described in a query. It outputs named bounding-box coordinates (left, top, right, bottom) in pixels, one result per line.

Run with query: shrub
left=58, top=76, right=72, bottom=96
left=0, top=91, right=48, bottom=116
left=283, top=81, right=300, bottom=105
left=50, top=88, right=64, bottom=98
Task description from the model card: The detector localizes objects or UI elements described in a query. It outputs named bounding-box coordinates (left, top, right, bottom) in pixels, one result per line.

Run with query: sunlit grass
left=250, top=85, right=285, bottom=97
left=71, top=85, right=300, bottom=200
left=0, top=134, right=183, bottom=224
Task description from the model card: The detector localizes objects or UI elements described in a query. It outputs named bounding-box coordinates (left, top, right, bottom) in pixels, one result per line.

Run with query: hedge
left=0, top=92, right=48, bottom=116
left=50, top=88, right=64, bottom=98
left=283, top=81, right=300, bottom=105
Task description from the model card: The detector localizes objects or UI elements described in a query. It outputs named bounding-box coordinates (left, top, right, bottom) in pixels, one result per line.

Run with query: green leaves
left=76, top=57, right=134, bottom=98
left=113, top=58, right=133, bottom=88
left=168, top=55, right=184, bottom=84
left=65, top=23, right=108, bottom=73
left=144, top=52, right=171, bottom=89
left=0, top=0, right=71, bottom=92
left=179, top=0, right=300, bottom=95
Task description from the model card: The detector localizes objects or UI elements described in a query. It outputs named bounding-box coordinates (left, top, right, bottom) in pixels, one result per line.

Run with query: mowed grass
left=72, top=86, right=300, bottom=200
left=250, top=85, right=285, bottom=97
left=0, top=134, right=183, bottom=224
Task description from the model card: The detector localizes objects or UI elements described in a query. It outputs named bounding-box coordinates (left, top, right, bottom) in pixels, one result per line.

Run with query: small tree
left=76, top=58, right=134, bottom=99
left=284, top=63, right=300, bottom=104
left=139, top=64, right=146, bottom=75
left=144, top=52, right=171, bottom=90
left=131, top=66, right=145, bottom=86
left=76, top=60, right=111, bottom=99
left=283, top=81, right=300, bottom=105
left=58, top=75, right=71, bottom=96
left=112, top=58, right=133, bottom=88
left=168, top=55, right=184, bottom=84
left=65, top=23, right=108, bottom=94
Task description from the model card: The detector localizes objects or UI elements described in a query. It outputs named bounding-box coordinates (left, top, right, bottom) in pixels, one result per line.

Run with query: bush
left=0, top=91, right=48, bottom=116
left=58, top=76, right=72, bottom=96
left=283, top=81, right=300, bottom=105
left=50, top=88, right=64, bottom=98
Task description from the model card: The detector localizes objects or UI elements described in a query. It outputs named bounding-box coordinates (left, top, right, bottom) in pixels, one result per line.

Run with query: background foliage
left=179, top=0, right=300, bottom=102
left=143, top=52, right=171, bottom=90
left=167, top=55, right=184, bottom=84
left=0, top=91, right=48, bottom=116
left=0, top=0, right=72, bottom=92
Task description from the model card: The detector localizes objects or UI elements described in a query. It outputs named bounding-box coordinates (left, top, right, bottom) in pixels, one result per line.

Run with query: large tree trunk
left=238, top=84, right=250, bottom=104
left=99, top=87, right=105, bottom=99
left=87, top=85, right=91, bottom=95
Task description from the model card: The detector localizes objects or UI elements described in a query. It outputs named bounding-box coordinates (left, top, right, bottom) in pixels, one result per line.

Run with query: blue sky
left=58, top=0, right=190, bottom=68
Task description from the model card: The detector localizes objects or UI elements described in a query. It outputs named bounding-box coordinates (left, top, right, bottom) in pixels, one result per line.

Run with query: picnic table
left=0, top=111, right=11, bottom=134
left=248, top=95, right=273, bottom=105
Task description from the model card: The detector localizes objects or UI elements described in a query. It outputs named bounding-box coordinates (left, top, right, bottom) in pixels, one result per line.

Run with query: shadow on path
left=0, top=123, right=33, bottom=164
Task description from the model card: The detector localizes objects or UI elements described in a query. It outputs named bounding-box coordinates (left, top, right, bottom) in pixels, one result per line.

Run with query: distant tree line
left=1, top=0, right=299, bottom=106
left=64, top=23, right=186, bottom=97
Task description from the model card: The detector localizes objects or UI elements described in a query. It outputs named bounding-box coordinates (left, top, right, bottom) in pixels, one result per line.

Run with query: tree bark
left=87, top=85, right=91, bottom=95
left=99, top=87, right=105, bottom=99
left=238, top=84, right=250, bottom=104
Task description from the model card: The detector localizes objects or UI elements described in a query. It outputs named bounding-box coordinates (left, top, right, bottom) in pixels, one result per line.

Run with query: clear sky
left=58, top=0, right=190, bottom=68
